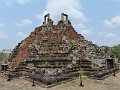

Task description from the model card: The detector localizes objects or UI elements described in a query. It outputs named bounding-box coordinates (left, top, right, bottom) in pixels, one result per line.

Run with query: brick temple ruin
left=5, top=13, right=119, bottom=87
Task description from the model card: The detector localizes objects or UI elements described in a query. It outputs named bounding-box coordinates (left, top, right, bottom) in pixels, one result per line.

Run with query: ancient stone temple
left=7, top=13, right=119, bottom=86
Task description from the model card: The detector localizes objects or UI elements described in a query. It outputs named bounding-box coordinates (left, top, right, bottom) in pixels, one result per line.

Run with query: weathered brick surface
left=9, top=24, right=86, bottom=69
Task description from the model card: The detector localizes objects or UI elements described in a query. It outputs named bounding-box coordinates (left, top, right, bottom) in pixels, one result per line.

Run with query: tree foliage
left=0, top=52, right=4, bottom=64
left=106, top=44, right=120, bottom=62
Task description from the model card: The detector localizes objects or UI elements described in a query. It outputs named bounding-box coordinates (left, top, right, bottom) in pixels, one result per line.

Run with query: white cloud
left=103, top=15, right=120, bottom=28
left=0, top=32, right=7, bottom=40
left=36, top=14, right=42, bottom=20
left=96, top=32, right=120, bottom=46
left=0, top=23, right=5, bottom=28
left=15, top=0, right=31, bottom=5
left=36, top=0, right=86, bottom=25
left=4, top=0, right=31, bottom=6
left=105, top=33, right=117, bottom=39
left=15, top=19, right=32, bottom=27
left=104, top=35, right=120, bottom=46
left=98, top=32, right=117, bottom=39
left=17, top=32, right=27, bottom=38
left=35, top=0, right=91, bottom=38
left=80, top=29, right=93, bottom=35
left=97, top=32, right=106, bottom=36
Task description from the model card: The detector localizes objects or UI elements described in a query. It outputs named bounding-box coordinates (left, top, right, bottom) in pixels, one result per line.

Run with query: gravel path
left=0, top=72, right=120, bottom=90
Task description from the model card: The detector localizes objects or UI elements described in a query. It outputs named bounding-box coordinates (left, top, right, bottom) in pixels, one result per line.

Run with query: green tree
left=0, top=52, right=4, bottom=64
left=107, top=44, right=120, bottom=62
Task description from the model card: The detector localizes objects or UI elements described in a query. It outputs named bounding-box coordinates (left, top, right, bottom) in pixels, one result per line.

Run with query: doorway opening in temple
left=106, top=59, right=114, bottom=69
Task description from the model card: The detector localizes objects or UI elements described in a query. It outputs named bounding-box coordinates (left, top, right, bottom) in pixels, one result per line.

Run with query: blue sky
left=0, top=0, right=120, bottom=50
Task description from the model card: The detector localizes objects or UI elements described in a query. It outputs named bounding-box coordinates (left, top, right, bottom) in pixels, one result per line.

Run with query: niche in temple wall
left=62, top=35, right=69, bottom=44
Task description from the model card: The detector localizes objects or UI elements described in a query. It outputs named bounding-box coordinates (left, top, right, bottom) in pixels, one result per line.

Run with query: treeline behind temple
left=104, top=44, right=120, bottom=62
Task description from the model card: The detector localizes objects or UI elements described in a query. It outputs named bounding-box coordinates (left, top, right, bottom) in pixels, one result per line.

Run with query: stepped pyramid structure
left=7, top=13, right=118, bottom=86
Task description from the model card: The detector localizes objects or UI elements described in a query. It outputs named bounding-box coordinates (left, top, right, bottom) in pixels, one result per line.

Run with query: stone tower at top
left=42, top=13, right=71, bottom=26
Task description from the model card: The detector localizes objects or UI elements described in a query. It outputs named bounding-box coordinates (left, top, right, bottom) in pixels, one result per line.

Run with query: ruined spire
left=61, top=13, right=68, bottom=24
left=58, top=13, right=71, bottom=25
left=43, top=13, right=53, bottom=25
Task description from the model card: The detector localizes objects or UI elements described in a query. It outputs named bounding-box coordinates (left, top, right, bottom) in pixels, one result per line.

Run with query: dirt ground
left=0, top=72, right=120, bottom=90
